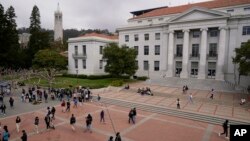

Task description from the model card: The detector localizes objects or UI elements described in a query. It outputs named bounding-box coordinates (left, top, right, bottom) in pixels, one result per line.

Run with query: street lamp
left=76, top=69, right=79, bottom=85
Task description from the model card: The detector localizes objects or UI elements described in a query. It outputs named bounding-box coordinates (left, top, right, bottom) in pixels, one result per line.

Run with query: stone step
left=93, top=96, right=250, bottom=126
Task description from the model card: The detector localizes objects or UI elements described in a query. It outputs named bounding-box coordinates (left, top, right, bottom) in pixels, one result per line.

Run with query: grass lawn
left=23, top=76, right=137, bottom=89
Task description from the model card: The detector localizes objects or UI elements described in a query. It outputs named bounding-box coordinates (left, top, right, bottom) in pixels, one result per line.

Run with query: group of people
left=128, top=108, right=137, bottom=124
left=137, top=87, right=153, bottom=96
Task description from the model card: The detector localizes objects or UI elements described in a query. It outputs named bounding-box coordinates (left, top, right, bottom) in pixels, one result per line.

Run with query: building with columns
left=54, top=3, right=63, bottom=41
left=68, top=33, right=118, bottom=75
left=117, top=0, right=250, bottom=82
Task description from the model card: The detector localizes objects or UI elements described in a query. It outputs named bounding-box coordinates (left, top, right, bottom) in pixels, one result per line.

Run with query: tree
left=103, top=43, right=138, bottom=77
left=32, top=49, right=67, bottom=88
left=27, top=5, right=50, bottom=67
left=232, top=40, right=250, bottom=85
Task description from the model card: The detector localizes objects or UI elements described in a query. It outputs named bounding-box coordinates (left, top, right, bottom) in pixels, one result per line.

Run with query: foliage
left=62, top=73, right=130, bottom=80
left=29, top=5, right=41, bottom=34
left=62, top=74, right=88, bottom=79
left=136, top=76, right=148, bottom=81
left=103, top=43, right=138, bottom=77
left=110, top=80, right=124, bottom=87
left=233, top=41, right=250, bottom=76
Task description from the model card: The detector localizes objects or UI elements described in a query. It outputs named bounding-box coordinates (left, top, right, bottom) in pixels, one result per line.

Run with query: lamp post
left=76, top=69, right=79, bottom=85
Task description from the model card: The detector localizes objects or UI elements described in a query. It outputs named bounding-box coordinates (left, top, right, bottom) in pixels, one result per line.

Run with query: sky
left=1, top=0, right=209, bottom=32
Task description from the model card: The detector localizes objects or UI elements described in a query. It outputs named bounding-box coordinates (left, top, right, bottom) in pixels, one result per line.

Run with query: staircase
left=93, top=96, right=250, bottom=125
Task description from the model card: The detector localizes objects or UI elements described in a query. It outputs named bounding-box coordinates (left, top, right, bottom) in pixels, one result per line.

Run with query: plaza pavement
left=0, top=83, right=249, bottom=141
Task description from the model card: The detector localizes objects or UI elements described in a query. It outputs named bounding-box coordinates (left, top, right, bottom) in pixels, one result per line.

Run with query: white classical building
left=117, top=0, right=250, bottom=81
left=68, top=33, right=118, bottom=75
left=54, top=3, right=63, bottom=41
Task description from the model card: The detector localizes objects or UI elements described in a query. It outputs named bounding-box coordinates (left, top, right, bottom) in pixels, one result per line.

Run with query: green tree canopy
left=29, top=5, right=41, bottom=34
left=32, top=49, right=67, bottom=70
left=233, top=40, right=250, bottom=76
left=103, top=43, right=138, bottom=77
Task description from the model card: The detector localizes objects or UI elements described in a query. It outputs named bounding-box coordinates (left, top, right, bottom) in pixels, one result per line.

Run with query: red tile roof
left=132, top=0, right=250, bottom=19
left=79, top=33, right=118, bottom=40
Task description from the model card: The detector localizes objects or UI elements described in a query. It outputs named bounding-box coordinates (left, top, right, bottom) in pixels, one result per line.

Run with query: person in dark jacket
left=16, top=116, right=21, bottom=133
left=219, top=119, right=229, bottom=139
left=51, top=107, right=56, bottom=119
left=44, top=115, right=51, bottom=129
left=128, top=109, right=134, bottom=124
left=115, top=132, right=122, bottom=141
left=70, top=114, right=76, bottom=131
left=100, top=110, right=105, bottom=123
left=34, top=116, right=39, bottom=133
left=21, top=130, right=27, bottom=141
left=9, top=97, right=14, bottom=108
left=85, top=114, right=93, bottom=132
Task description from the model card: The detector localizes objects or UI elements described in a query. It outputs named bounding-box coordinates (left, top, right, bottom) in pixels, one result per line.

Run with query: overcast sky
left=1, top=0, right=209, bottom=32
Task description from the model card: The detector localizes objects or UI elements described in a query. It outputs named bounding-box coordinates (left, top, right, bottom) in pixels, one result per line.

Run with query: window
left=135, top=60, right=138, bottom=68
left=134, top=34, right=139, bottom=41
left=74, top=46, right=78, bottom=55
left=176, top=44, right=183, bottom=57
left=134, top=46, right=138, bottom=55
left=148, top=19, right=152, bottom=22
left=155, top=33, right=160, bottom=40
left=144, top=34, right=149, bottom=41
left=176, top=32, right=183, bottom=39
left=99, top=60, right=103, bottom=69
left=175, top=61, right=182, bottom=77
left=154, top=61, right=160, bottom=71
left=191, top=62, right=198, bottom=77
left=244, top=7, right=250, bottom=11
left=208, top=62, right=216, bottom=78
left=193, top=31, right=200, bottom=38
left=144, top=46, right=149, bottom=55
left=82, top=45, right=86, bottom=55
left=192, top=44, right=199, bottom=57
left=155, top=45, right=160, bottom=55
left=210, top=30, right=218, bottom=37
left=75, top=59, right=78, bottom=68
left=227, top=9, right=234, bottom=13
left=242, top=26, right=250, bottom=35
left=125, top=35, right=129, bottom=42
left=100, top=46, right=103, bottom=54
left=209, top=43, right=217, bottom=57
left=82, top=59, right=86, bottom=69
left=144, top=61, right=149, bottom=70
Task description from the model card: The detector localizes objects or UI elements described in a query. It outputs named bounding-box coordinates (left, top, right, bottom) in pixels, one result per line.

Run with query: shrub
left=110, top=80, right=124, bottom=87
left=62, top=73, right=87, bottom=79
left=136, top=76, right=148, bottom=81
left=87, top=75, right=112, bottom=79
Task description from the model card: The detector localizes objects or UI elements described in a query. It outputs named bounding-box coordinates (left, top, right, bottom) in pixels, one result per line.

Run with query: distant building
left=117, top=0, right=250, bottom=81
left=18, top=33, right=31, bottom=49
left=67, top=33, right=118, bottom=75
left=54, top=3, right=63, bottom=42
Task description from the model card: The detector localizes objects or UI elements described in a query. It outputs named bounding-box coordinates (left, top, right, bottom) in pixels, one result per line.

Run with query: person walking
left=20, top=130, right=27, bottom=141
left=85, top=114, right=93, bottom=133
left=100, top=110, right=105, bottom=123
left=61, top=100, right=66, bottom=112
left=2, top=126, right=10, bottom=141
left=188, top=93, right=193, bottom=104
left=210, top=88, right=215, bottom=99
left=108, top=136, right=114, bottom=141
left=128, top=109, right=135, bottom=124
left=177, top=98, right=180, bottom=109
left=97, top=94, right=101, bottom=105
left=44, top=90, right=48, bottom=103
left=133, top=107, right=137, bottom=123
left=9, top=97, right=14, bottom=108
left=70, top=114, right=76, bottom=131
left=73, top=97, right=78, bottom=108
left=115, top=132, right=122, bottom=141
left=44, top=114, right=51, bottom=129
left=51, top=107, right=56, bottom=119
left=16, top=116, right=21, bottom=133
left=219, top=119, right=229, bottom=139
left=66, top=100, right=71, bottom=112
left=34, top=116, right=39, bottom=133
left=1, top=104, right=6, bottom=115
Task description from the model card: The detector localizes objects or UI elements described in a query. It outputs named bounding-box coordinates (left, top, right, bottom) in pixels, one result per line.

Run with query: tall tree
left=232, top=40, right=250, bottom=84
left=27, top=5, right=50, bottom=67
left=103, top=43, right=138, bottom=77
left=0, top=3, right=6, bottom=66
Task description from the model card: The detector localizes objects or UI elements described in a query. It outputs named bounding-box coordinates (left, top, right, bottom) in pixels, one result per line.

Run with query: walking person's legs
left=16, top=123, right=20, bottom=132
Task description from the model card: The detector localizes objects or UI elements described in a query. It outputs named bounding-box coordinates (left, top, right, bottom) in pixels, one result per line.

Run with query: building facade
left=68, top=33, right=118, bottom=75
left=18, top=33, right=31, bottom=49
left=54, top=3, right=63, bottom=41
left=117, top=0, right=250, bottom=81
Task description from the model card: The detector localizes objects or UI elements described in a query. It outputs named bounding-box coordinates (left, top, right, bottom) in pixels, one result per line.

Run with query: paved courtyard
left=0, top=83, right=249, bottom=141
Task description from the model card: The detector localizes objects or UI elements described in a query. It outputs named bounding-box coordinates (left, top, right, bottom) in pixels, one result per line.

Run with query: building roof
left=130, top=6, right=168, bottom=16
left=132, top=0, right=250, bottom=20
left=78, top=33, right=118, bottom=40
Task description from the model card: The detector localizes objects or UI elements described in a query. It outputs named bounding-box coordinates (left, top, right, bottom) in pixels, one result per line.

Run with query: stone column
left=180, top=29, right=190, bottom=78
left=166, top=30, right=174, bottom=77
left=216, top=26, right=227, bottom=80
left=162, top=29, right=168, bottom=73
left=198, top=28, right=208, bottom=79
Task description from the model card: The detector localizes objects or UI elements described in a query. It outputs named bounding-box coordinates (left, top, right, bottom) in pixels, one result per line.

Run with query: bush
left=87, top=75, right=112, bottom=79
left=136, top=76, right=148, bottom=81
left=62, top=73, right=131, bottom=80
left=110, top=80, right=124, bottom=87
left=62, top=73, right=87, bottom=79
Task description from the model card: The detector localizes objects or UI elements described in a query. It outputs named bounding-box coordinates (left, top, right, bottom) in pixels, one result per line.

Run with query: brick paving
left=0, top=83, right=249, bottom=141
